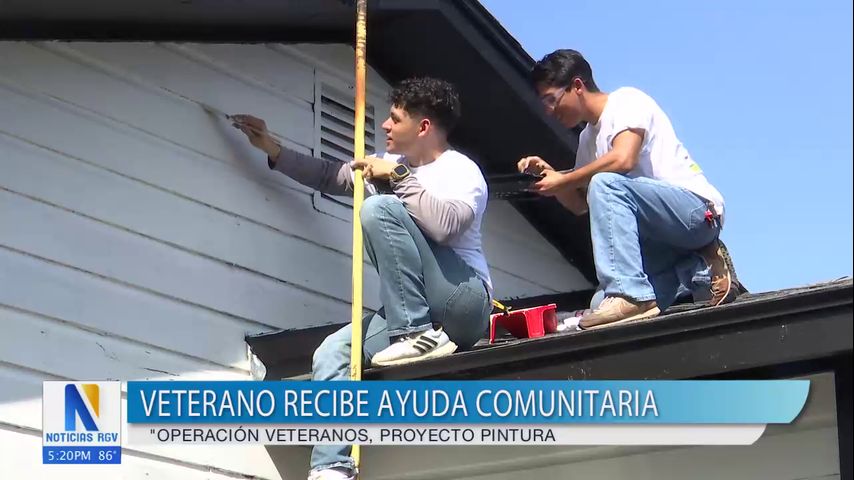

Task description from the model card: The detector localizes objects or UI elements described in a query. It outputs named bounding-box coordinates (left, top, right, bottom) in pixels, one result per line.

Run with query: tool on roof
left=486, top=169, right=573, bottom=200
left=489, top=299, right=558, bottom=344
left=486, top=171, right=544, bottom=200
left=492, top=299, right=511, bottom=314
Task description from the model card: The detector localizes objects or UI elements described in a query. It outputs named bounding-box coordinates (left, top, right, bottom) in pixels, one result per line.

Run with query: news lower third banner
left=124, top=380, right=809, bottom=447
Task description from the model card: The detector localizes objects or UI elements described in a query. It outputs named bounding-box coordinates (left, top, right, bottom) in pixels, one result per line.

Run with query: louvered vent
left=319, top=83, right=376, bottom=163
left=311, top=83, right=379, bottom=214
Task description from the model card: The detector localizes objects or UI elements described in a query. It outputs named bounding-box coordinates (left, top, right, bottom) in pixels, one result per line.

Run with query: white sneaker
left=307, top=468, right=355, bottom=480
left=371, top=327, right=458, bottom=367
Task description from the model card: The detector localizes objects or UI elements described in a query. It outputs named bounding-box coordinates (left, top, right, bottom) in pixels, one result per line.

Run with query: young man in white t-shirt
left=233, top=78, right=492, bottom=480
left=518, top=49, right=736, bottom=330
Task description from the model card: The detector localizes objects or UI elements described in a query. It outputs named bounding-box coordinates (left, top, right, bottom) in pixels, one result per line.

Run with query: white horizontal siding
left=2, top=41, right=315, bottom=152
left=0, top=78, right=377, bottom=282
left=268, top=427, right=841, bottom=480
left=0, top=363, right=280, bottom=478
left=482, top=201, right=591, bottom=297
left=0, top=130, right=374, bottom=318
left=0, top=40, right=378, bottom=480
left=0, top=248, right=255, bottom=369
left=266, top=374, right=841, bottom=480
left=0, top=189, right=352, bottom=330
left=0, top=427, right=261, bottom=480
left=374, top=427, right=840, bottom=480
left=0, top=306, right=249, bottom=382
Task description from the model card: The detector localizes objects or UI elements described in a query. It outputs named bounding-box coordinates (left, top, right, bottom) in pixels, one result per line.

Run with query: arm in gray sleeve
left=392, top=176, right=475, bottom=244
left=268, top=147, right=354, bottom=196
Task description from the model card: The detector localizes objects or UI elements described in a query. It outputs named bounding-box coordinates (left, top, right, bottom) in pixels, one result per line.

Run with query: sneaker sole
left=718, top=240, right=746, bottom=293
left=579, top=306, right=661, bottom=331
left=371, top=341, right=459, bottom=367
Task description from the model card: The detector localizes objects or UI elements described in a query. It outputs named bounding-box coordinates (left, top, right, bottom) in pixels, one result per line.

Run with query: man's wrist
left=265, top=145, right=282, bottom=170
left=266, top=144, right=282, bottom=159
left=389, top=163, right=411, bottom=183
left=559, top=170, right=579, bottom=187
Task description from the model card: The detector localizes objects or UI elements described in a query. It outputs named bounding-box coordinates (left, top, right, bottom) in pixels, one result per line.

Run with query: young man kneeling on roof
left=519, top=49, right=737, bottom=330
left=234, top=77, right=492, bottom=480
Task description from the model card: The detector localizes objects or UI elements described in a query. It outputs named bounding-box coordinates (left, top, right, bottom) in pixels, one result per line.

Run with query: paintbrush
left=196, top=100, right=285, bottom=145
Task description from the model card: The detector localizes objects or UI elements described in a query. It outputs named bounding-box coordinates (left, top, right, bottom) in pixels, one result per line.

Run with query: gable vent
left=319, top=83, right=376, bottom=162
left=312, top=83, right=379, bottom=216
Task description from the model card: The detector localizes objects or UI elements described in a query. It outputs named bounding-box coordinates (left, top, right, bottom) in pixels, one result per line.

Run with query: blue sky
left=482, top=0, right=853, bottom=293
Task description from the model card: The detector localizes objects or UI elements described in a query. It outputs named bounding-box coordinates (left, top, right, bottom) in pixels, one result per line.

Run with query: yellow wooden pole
left=349, top=0, right=368, bottom=473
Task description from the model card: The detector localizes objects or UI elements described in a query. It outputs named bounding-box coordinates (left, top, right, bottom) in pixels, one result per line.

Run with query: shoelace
left=711, top=275, right=730, bottom=295
left=396, top=329, right=439, bottom=345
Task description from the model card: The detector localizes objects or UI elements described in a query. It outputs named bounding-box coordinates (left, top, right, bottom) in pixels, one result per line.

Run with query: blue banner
left=127, top=380, right=808, bottom=424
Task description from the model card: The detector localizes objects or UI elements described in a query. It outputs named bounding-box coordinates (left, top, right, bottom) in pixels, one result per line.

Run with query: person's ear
left=418, top=118, right=431, bottom=136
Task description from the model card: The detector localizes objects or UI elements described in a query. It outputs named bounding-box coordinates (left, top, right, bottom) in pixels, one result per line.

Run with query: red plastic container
left=489, top=303, right=558, bottom=343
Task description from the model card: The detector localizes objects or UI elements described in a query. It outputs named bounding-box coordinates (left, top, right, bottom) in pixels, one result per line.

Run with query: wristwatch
left=389, top=164, right=411, bottom=183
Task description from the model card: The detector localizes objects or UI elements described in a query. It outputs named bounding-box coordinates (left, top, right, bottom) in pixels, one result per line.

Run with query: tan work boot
left=579, top=296, right=660, bottom=330
left=700, top=239, right=739, bottom=306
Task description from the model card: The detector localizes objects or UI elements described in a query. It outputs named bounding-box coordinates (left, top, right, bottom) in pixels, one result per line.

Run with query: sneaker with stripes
left=371, top=327, right=458, bottom=367
left=307, top=468, right=355, bottom=480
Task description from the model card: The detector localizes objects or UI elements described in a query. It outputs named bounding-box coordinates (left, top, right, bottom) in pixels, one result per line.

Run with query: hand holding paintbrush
left=229, top=114, right=283, bottom=158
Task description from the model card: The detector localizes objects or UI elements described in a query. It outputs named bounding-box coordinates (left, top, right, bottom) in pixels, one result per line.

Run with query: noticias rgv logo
left=65, top=383, right=100, bottom=432
left=43, top=381, right=121, bottom=464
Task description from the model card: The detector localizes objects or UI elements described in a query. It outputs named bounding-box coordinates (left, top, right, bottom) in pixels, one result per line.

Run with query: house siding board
left=0, top=248, right=256, bottom=369
left=482, top=201, right=590, bottom=295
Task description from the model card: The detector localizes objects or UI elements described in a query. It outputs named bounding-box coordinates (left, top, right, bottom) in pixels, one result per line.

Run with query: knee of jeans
left=311, top=334, right=347, bottom=379
left=587, top=172, right=625, bottom=203
left=588, top=172, right=624, bottom=191
left=360, top=195, right=402, bottom=229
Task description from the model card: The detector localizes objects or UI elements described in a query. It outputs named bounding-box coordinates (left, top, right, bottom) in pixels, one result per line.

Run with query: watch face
left=394, top=165, right=408, bottom=176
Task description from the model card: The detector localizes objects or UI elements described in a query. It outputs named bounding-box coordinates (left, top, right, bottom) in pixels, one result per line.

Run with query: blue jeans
left=309, top=195, right=491, bottom=473
left=587, top=173, right=718, bottom=311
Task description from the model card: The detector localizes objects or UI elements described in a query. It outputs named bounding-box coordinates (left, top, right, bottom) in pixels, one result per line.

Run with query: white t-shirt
left=576, top=87, right=726, bottom=221
left=379, top=150, right=493, bottom=293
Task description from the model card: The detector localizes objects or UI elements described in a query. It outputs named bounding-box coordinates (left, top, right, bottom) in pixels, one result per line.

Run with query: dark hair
left=530, top=49, right=600, bottom=93
left=389, top=77, right=461, bottom=133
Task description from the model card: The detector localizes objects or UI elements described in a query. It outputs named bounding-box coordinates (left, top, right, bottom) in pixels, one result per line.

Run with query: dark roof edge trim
left=455, top=0, right=535, bottom=76
left=366, top=280, right=854, bottom=380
